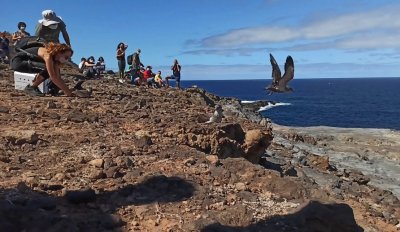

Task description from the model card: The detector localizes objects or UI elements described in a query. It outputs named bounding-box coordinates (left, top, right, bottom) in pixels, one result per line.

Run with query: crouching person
left=11, top=42, right=84, bottom=97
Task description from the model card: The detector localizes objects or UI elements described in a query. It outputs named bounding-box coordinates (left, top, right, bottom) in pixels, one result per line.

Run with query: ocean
left=180, top=78, right=400, bottom=130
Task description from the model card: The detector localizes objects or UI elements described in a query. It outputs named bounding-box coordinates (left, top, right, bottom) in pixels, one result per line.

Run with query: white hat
left=39, top=10, right=62, bottom=26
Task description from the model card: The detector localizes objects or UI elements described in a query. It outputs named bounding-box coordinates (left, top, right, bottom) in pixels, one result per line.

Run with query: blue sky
left=2, top=0, right=400, bottom=80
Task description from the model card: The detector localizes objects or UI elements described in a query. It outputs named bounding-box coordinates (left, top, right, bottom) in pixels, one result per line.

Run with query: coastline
left=270, top=124, right=400, bottom=199
left=236, top=99, right=400, bottom=199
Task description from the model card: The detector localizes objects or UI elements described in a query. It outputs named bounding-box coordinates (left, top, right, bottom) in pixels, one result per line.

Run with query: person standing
left=131, top=48, right=144, bottom=84
left=35, top=10, right=71, bottom=46
left=166, top=59, right=181, bottom=89
left=12, top=22, right=31, bottom=45
left=0, top=32, right=10, bottom=63
left=116, top=42, right=128, bottom=80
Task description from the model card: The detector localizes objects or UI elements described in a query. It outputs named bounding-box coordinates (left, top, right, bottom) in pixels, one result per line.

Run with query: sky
left=2, top=0, right=400, bottom=80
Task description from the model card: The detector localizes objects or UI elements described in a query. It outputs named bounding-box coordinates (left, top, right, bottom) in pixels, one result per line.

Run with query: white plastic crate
left=14, top=71, right=50, bottom=93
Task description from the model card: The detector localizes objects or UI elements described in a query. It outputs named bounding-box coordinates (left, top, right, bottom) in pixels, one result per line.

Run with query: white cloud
left=199, top=5, right=400, bottom=49
left=183, top=47, right=271, bottom=56
left=285, top=32, right=400, bottom=52
left=336, top=33, right=400, bottom=49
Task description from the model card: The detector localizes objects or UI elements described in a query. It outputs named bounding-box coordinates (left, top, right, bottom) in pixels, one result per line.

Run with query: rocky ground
left=0, top=64, right=399, bottom=232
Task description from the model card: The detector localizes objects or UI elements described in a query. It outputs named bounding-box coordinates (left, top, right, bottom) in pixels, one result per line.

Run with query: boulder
left=88, top=158, right=104, bottom=168
left=243, top=129, right=272, bottom=164
left=4, top=130, right=39, bottom=145
left=133, top=130, right=152, bottom=148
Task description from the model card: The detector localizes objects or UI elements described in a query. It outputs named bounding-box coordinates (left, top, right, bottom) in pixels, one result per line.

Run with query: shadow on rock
left=201, top=201, right=364, bottom=232
left=0, top=175, right=195, bottom=232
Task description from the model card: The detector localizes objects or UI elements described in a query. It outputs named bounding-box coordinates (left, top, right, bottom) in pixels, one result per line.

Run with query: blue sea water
left=181, top=78, right=400, bottom=130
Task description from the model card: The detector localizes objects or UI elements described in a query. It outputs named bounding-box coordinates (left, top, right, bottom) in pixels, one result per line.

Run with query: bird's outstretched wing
left=280, top=55, right=294, bottom=87
left=269, top=53, right=281, bottom=85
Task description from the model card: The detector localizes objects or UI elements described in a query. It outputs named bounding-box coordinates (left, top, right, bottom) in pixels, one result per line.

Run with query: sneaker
left=24, top=85, right=44, bottom=97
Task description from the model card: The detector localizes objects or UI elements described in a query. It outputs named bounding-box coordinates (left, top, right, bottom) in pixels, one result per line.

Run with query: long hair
left=45, top=42, right=73, bottom=57
left=117, top=42, right=125, bottom=50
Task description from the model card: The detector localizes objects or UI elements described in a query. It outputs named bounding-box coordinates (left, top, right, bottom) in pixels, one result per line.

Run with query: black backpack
left=127, top=54, right=133, bottom=65
left=11, top=36, right=47, bottom=72
left=14, top=36, right=47, bottom=59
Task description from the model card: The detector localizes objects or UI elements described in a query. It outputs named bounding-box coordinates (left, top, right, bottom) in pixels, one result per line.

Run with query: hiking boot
left=24, top=85, right=44, bottom=97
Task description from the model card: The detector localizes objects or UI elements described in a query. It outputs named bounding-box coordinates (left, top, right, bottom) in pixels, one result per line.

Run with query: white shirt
left=78, top=61, right=85, bottom=69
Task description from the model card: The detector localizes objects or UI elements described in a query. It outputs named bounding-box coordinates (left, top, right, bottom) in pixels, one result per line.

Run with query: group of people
left=6, top=9, right=182, bottom=98
left=116, top=44, right=182, bottom=89
left=1, top=22, right=32, bottom=64
left=78, top=56, right=106, bottom=79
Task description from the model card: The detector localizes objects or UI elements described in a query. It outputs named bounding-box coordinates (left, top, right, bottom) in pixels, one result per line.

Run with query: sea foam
left=258, top=102, right=291, bottom=112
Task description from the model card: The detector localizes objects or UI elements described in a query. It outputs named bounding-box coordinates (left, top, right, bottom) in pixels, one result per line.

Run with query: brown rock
left=88, top=158, right=104, bottom=168
left=115, top=156, right=134, bottom=168
left=89, top=169, right=106, bottom=180
left=4, top=130, right=39, bottom=145
left=235, top=182, right=247, bottom=191
left=134, top=130, right=152, bottom=148
left=206, top=155, right=221, bottom=166
left=66, top=109, right=87, bottom=123
left=308, top=155, right=331, bottom=171
left=243, top=129, right=272, bottom=164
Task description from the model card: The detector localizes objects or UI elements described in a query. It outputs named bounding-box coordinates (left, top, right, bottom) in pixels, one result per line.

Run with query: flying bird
left=266, top=53, right=294, bottom=94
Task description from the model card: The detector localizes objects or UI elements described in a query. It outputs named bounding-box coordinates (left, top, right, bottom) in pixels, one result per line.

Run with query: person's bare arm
left=84, top=61, right=96, bottom=67
left=116, top=49, right=123, bottom=58
left=41, top=49, right=73, bottom=96
left=11, top=33, right=20, bottom=42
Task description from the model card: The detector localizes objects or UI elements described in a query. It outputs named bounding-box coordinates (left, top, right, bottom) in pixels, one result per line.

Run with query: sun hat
left=39, top=10, right=62, bottom=26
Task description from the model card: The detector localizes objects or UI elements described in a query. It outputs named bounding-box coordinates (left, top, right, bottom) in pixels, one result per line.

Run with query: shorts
left=10, top=55, right=50, bottom=79
left=169, top=74, right=180, bottom=82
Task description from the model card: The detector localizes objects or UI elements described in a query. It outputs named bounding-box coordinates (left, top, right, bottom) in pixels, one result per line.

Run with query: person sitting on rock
left=133, top=67, right=145, bottom=86
left=153, top=70, right=164, bottom=88
left=94, top=56, right=105, bottom=78
left=82, top=56, right=96, bottom=78
left=12, top=22, right=31, bottom=45
left=142, top=65, right=154, bottom=86
left=10, top=42, right=86, bottom=97
left=78, top=57, right=86, bottom=73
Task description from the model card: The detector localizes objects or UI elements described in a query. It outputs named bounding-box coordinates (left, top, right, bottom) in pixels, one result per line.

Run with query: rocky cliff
left=0, top=65, right=399, bottom=231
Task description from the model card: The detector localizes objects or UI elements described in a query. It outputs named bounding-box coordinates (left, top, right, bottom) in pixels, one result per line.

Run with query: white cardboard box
left=14, top=71, right=50, bottom=93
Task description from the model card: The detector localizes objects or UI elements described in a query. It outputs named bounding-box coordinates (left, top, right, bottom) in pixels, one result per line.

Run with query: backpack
left=11, top=36, right=46, bottom=71
left=127, top=54, right=133, bottom=65
left=14, top=36, right=46, bottom=58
